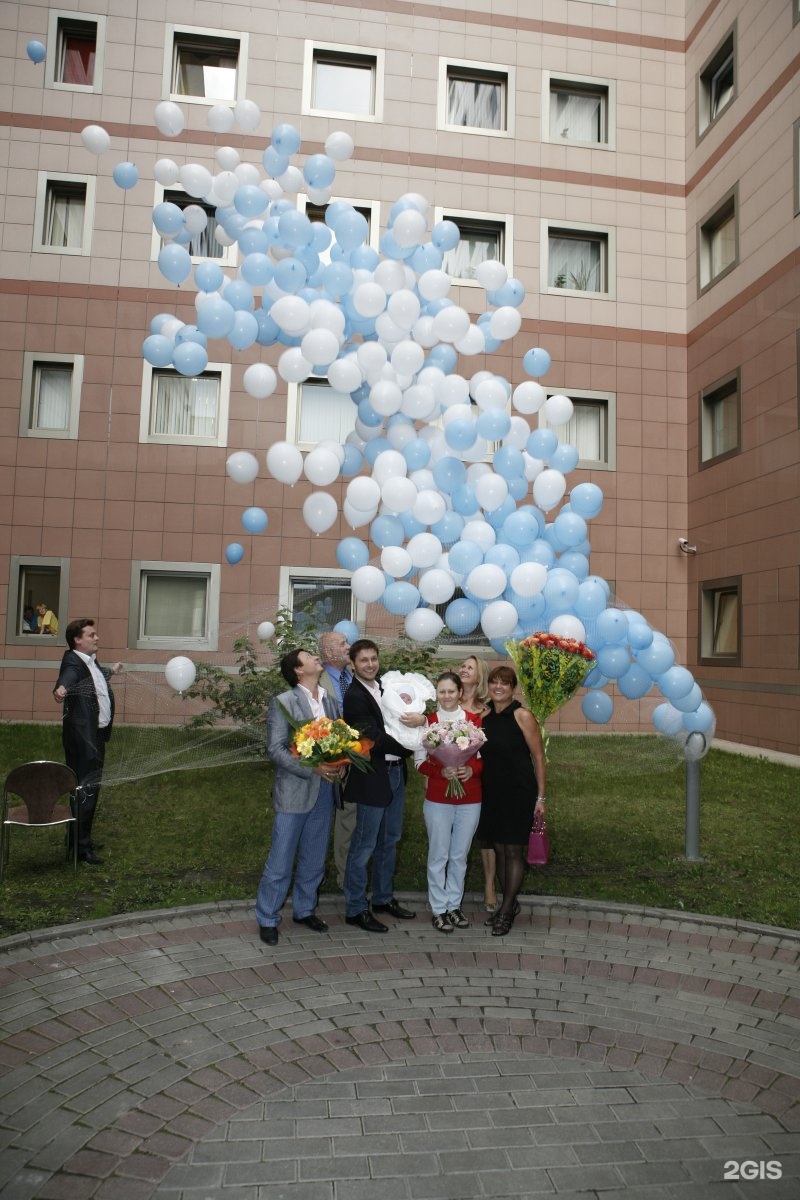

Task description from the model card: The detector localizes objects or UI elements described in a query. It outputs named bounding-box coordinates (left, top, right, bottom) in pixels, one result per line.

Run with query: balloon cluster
left=74, top=95, right=713, bottom=754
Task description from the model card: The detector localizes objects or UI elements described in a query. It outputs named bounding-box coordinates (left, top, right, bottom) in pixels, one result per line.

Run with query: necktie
left=339, top=670, right=351, bottom=704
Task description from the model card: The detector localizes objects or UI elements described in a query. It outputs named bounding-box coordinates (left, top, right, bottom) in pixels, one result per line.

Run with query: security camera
left=678, top=538, right=697, bottom=555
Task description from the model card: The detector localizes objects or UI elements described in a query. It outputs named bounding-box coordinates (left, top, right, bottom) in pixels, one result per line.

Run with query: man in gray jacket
left=255, top=648, right=344, bottom=946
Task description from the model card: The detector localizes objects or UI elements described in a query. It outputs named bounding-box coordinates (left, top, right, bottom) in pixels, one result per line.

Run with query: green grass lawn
left=0, top=723, right=797, bottom=937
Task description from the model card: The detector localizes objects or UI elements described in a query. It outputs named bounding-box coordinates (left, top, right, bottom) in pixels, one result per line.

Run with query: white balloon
left=234, top=98, right=261, bottom=132
left=439, top=374, right=471, bottom=407
left=481, top=600, right=518, bottom=638
left=411, top=315, right=438, bottom=347
left=474, top=378, right=509, bottom=411
left=381, top=475, right=417, bottom=513
left=243, top=362, right=277, bottom=399
left=475, top=259, right=508, bottom=290
left=474, top=472, right=509, bottom=512
left=306, top=185, right=332, bottom=205
left=257, top=621, right=275, bottom=641
left=165, top=655, right=196, bottom=692
left=544, top=393, right=575, bottom=426
left=325, top=130, right=354, bottom=161
left=309, top=299, right=346, bottom=338
left=386, top=422, right=416, bottom=451
left=303, top=492, right=338, bottom=534
left=353, top=282, right=387, bottom=318
left=154, top=158, right=179, bottom=186
left=304, top=447, right=341, bottom=486
left=413, top=489, right=447, bottom=526
left=510, top=562, right=548, bottom=597
left=513, top=381, right=546, bottom=415
left=277, top=165, right=304, bottom=193
left=351, top=565, right=386, bottom=602
left=370, top=379, right=403, bottom=416
left=347, top=476, right=381, bottom=512
left=81, top=124, right=110, bottom=155
left=405, top=608, right=444, bottom=642
left=409, top=467, right=435, bottom=491
left=462, top=520, right=496, bottom=551
left=466, top=564, right=507, bottom=600
left=391, top=340, right=425, bottom=376
left=418, top=270, right=451, bottom=300
left=154, top=101, right=185, bottom=137
left=407, top=532, right=443, bottom=568
left=533, top=468, right=567, bottom=511
left=381, top=546, right=413, bottom=577
left=374, top=260, right=408, bottom=294
left=372, top=450, right=408, bottom=484
left=213, top=170, right=239, bottom=204
left=278, top=347, right=313, bottom=383
left=270, top=296, right=311, bottom=335
left=343, top=499, right=376, bottom=528
left=179, top=163, right=213, bottom=198
left=208, top=106, right=235, bottom=134
left=505, top=416, right=532, bottom=450
left=301, top=328, right=340, bottom=367
left=418, top=568, right=456, bottom=605
left=357, top=341, right=387, bottom=374
left=328, top=356, right=363, bottom=393
left=393, top=208, right=428, bottom=248
left=316, top=439, right=345, bottom=466
left=234, top=162, right=261, bottom=186
left=489, top=306, right=522, bottom=340
left=523, top=452, right=545, bottom=481
left=432, top=305, right=470, bottom=344
left=401, top=384, right=437, bottom=421
left=454, top=325, right=485, bottom=356
left=549, top=615, right=587, bottom=641
left=226, top=450, right=260, bottom=484
left=266, top=441, right=303, bottom=485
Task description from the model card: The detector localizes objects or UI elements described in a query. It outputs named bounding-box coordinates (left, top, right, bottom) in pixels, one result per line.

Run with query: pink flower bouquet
left=422, top=719, right=487, bottom=798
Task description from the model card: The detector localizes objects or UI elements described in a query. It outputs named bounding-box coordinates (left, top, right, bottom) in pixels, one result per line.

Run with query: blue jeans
left=423, top=799, right=482, bottom=914
left=254, top=782, right=335, bottom=928
left=343, top=762, right=405, bottom=916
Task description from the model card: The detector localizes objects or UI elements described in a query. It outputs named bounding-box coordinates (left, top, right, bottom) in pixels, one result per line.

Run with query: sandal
left=484, top=911, right=499, bottom=926
left=491, top=913, right=514, bottom=937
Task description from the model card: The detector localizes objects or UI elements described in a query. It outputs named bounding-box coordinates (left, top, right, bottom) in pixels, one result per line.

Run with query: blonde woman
left=459, top=656, right=497, bottom=912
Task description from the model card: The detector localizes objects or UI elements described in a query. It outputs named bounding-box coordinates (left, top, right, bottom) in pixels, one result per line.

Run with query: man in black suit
left=53, top=619, right=123, bottom=864
left=341, top=639, right=425, bottom=933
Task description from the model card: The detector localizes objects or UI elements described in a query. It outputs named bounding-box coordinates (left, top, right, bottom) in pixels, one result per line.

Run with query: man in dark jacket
left=341, top=639, right=425, bottom=932
left=53, top=619, right=123, bottom=864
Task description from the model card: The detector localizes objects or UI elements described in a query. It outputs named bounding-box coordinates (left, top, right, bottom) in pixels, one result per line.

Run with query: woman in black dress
left=477, top=665, right=547, bottom=936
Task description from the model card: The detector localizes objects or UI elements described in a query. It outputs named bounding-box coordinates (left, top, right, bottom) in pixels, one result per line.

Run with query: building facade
left=1, top=0, right=798, bottom=753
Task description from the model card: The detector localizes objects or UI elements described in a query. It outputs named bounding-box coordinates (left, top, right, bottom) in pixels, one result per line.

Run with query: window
left=19, top=353, right=83, bottom=440
left=33, top=174, right=94, bottom=254
left=140, top=362, right=230, bottom=447
left=438, top=60, right=514, bottom=135
left=303, top=43, right=384, bottom=120
left=434, top=209, right=511, bottom=284
left=543, top=221, right=615, bottom=297
left=540, top=389, right=617, bottom=471
left=302, top=197, right=379, bottom=262
left=129, top=563, right=220, bottom=650
left=166, top=26, right=247, bottom=103
left=152, top=187, right=234, bottom=263
left=700, top=372, right=740, bottom=465
left=698, top=189, right=738, bottom=292
left=700, top=578, right=741, bottom=665
left=45, top=11, right=105, bottom=91
left=287, top=378, right=357, bottom=450
left=698, top=27, right=735, bottom=135
left=543, top=73, right=613, bottom=147
left=279, top=568, right=358, bottom=633
left=6, top=557, right=70, bottom=645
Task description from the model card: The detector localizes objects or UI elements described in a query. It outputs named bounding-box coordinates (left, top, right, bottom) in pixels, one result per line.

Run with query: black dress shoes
left=78, top=852, right=104, bottom=865
left=293, top=914, right=329, bottom=933
left=259, top=925, right=279, bottom=946
left=372, top=899, right=416, bottom=920
left=345, top=910, right=388, bottom=933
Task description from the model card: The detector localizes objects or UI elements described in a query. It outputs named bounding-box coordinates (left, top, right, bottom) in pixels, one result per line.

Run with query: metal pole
left=683, top=732, right=705, bottom=862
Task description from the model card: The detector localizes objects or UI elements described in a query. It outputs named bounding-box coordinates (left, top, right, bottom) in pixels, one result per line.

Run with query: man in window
left=342, top=640, right=425, bottom=933
left=318, top=631, right=354, bottom=887
left=36, top=602, right=59, bottom=636
left=53, top=619, right=123, bottom=865
left=255, top=649, right=343, bottom=947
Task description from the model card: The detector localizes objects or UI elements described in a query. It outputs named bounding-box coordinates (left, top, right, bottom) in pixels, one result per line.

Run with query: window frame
left=697, top=185, right=738, bottom=294
left=278, top=567, right=365, bottom=629
left=699, top=576, right=742, bottom=666
left=129, top=561, right=220, bottom=651
left=150, top=184, right=237, bottom=267
left=302, top=42, right=384, bottom=122
left=700, top=369, right=741, bottom=468
left=6, top=556, right=71, bottom=647
left=793, top=116, right=800, bottom=218
left=139, top=361, right=231, bottom=448
left=437, top=58, right=515, bottom=137
left=433, top=207, right=512, bottom=286
left=19, top=352, right=83, bottom=440
left=541, top=71, right=615, bottom=150
left=286, top=377, right=357, bottom=452
left=541, top=220, right=616, bottom=299
left=299, top=194, right=381, bottom=260
left=697, top=25, right=736, bottom=139
left=164, top=24, right=249, bottom=106
left=33, top=172, right=95, bottom=255
left=45, top=9, right=106, bottom=93
left=539, top=388, right=617, bottom=472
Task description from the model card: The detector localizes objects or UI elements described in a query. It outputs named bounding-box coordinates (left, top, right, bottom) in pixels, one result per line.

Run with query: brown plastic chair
left=0, top=761, right=79, bottom=880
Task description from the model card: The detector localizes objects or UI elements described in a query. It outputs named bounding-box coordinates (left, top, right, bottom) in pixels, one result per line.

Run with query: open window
left=166, top=26, right=248, bottom=104
left=698, top=26, right=736, bottom=136
left=6, top=557, right=70, bottom=645
left=700, top=577, right=742, bottom=665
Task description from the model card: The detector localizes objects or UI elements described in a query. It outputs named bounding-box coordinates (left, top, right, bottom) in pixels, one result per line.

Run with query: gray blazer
left=266, top=685, right=340, bottom=814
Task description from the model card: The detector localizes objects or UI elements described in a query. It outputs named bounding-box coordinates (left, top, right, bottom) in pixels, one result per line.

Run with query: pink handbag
left=526, top=811, right=550, bottom=865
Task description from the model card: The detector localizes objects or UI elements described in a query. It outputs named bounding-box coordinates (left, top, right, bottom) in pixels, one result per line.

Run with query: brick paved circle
left=1, top=897, right=798, bottom=1199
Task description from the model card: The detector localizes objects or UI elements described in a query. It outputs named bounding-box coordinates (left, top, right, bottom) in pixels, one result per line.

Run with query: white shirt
left=74, top=650, right=112, bottom=728
left=298, top=683, right=328, bottom=721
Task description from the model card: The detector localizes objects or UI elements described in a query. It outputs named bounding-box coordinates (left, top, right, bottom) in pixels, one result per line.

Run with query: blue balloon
left=452, top=484, right=479, bottom=516
left=172, top=342, right=208, bottom=377
left=488, top=278, right=525, bottom=306
left=430, top=511, right=465, bottom=546
left=627, top=620, right=654, bottom=650
left=112, top=161, right=139, bottom=190
left=596, top=608, right=629, bottom=645
left=553, top=511, right=588, bottom=548
left=652, top=702, right=684, bottom=736
left=142, top=335, right=173, bottom=367
left=449, top=540, right=483, bottom=576
left=426, top=345, right=458, bottom=373
left=486, top=496, right=516, bottom=530
left=431, top=220, right=460, bottom=251
left=523, top=347, right=551, bottom=377
left=445, top=597, right=480, bottom=636
left=476, top=312, right=502, bottom=353
left=485, top=544, right=520, bottom=573
left=477, top=409, right=511, bottom=443
left=239, top=225, right=269, bottom=256
left=411, top=243, right=443, bottom=273
left=403, top=439, right=431, bottom=470
left=304, top=154, right=336, bottom=189
left=596, top=644, right=630, bottom=679
left=400, top=510, right=426, bottom=538
left=617, top=663, right=652, bottom=700
left=582, top=665, right=608, bottom=690
left=683, top=702, right=714, bottom=734
left=152, top=202, right=184, bottom=236
left=544, top=569, right=580, bottom=613
left=635, top=634, right=675, bottom=676
left=279, top=209, right=313, bottom=249
left=383, top=581, right=420, bottom=616
left=657, top=666, right=696, bottom=702
left=507, top=476, right=528, bottom=501
left=341, top=444, right=363, bottom=476
left=224, top=280, right=254, bottom=311
left=241, top=253, right=274, bottom=286
left=524, top=539, right=556, bottom=568
left=558, top=552, right=590, bottom=580
left=262, top=146, right=289, bottom=177
left=241, top=507, right=269, bottom=534
left=225, top=543, right=245, bottom=566
left=671, top=683, right=703, bottom=713
left=271, top=123, right=301, bottom=155
left=574, top=580, right=607, bottom=621
left=493, top=446, right=525, bottom=480
left=371, top=515, right=405, bottom=548
left=349, top=245, right=380, bottom=270
left=570, top=482, right=604, bottom=519
left=274, top=257, right=307, bottom=293
left=234, top=185, right=268, bottom=218
left=228, top=310, right=259, bottom=350
left=158, top=244, right=192, bottom=285
left=500, top=510, right=539, bottom=549
left=27, top=40, right=46, bottom=64
left=582, top=691, right=613, bottom=724
left=445, top=417, right=477, bottom=452
left=550, top=443, right=580, bottom=473
left=432, top=456, right=467, bottom=493
left=336, top=537, right=370, bottom=570
left=527, top=428, right=559, bottom=459
left=364, top=437, right=390, bottom=466
left=254, top=307, right=280, bottom=346
left=195, top=262, right=224, bottom=292
left=175, top=324, right=206, bottom=348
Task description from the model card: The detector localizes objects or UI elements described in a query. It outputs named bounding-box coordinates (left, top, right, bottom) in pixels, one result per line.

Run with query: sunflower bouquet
left=506, top=633, right=596, bottom=732
left=280, top=705, right=373, bottom=773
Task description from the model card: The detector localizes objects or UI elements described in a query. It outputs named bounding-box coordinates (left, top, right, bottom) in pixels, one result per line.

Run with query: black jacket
left=342, top=676, right=409, bottom=808
left=54, top=649, right=115, bottom=756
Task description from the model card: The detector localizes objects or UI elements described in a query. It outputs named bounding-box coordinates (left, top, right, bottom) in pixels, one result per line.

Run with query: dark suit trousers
left=63, top=729, right=107, bottom=854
